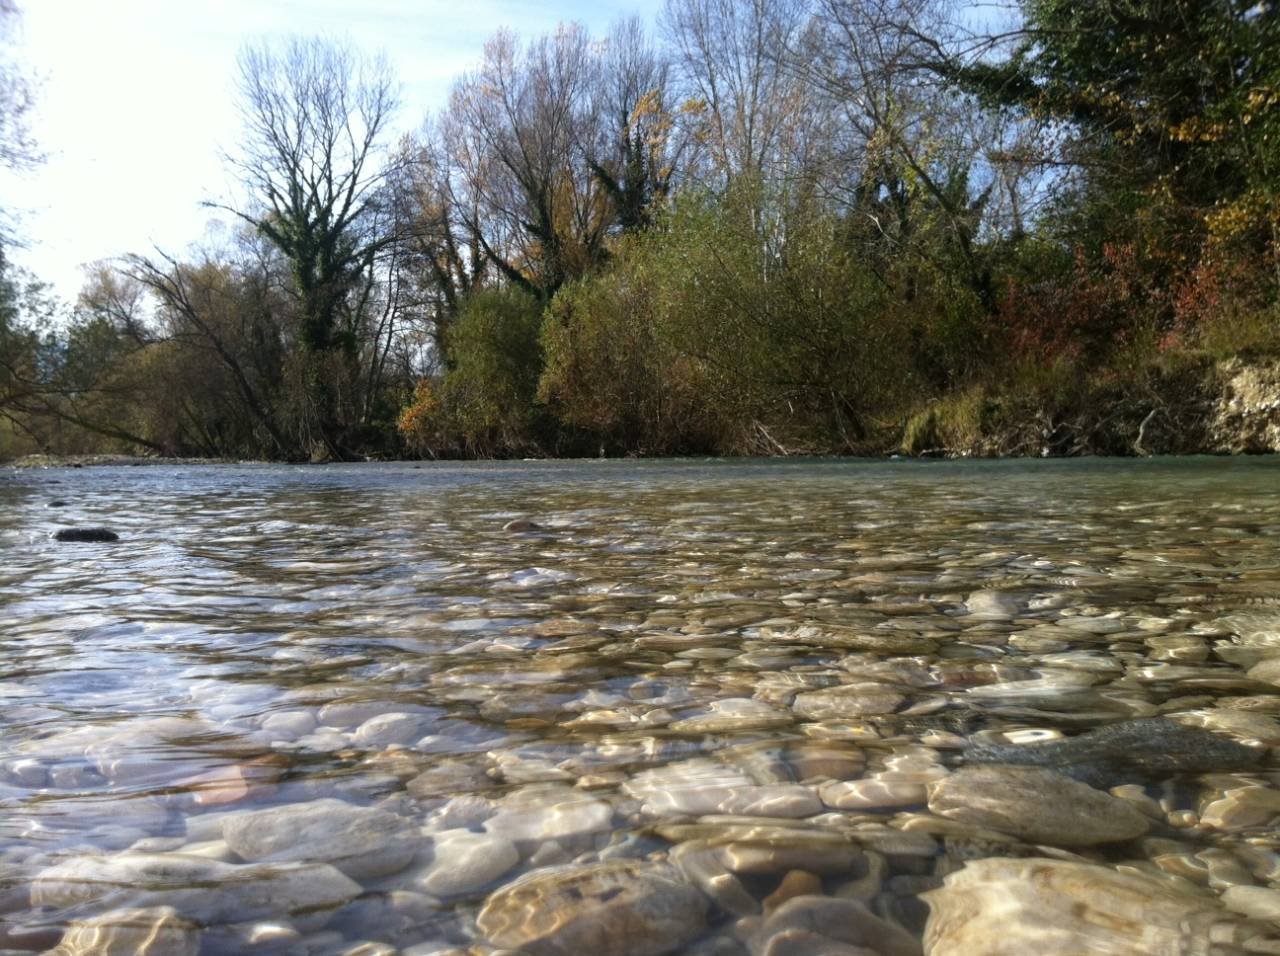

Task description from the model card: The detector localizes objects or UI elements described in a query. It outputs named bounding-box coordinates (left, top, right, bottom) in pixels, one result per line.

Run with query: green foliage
left=403, top=287, right=547, bottom=456
left=964, top=0, right=1280, bottom=264
left=644, top=185, right=916, bottom=450
left=539, top=243, right=722, bottom=455
left=12, top=11, right=1280, bottom=462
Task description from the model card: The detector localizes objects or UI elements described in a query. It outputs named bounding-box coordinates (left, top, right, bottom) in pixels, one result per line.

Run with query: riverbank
left=898, top=355, right=1280, bottom=459
left=5, top=356, right=1280, bottom=466
left=5, top=454, right=232, bottom=468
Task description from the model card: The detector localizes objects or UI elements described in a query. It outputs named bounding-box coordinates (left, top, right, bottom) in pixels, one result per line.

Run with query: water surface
left=2, top=458, right=1279, bottom=954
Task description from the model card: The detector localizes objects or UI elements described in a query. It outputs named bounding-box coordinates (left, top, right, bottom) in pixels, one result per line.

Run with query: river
left=1, top=458, right=1279, bottom=954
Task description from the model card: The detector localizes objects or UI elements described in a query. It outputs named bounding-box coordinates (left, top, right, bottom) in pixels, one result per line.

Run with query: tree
left=954, top=0, right=1280, bottom=255
left=0, top=0, right=37, bottom=177
left=0, top=0, right=41, bottom=447
left=387, top=130, right=489, bottom=365
left=661, top=0, right=816, bottom=188
left=442, top=26, right=610, bottom=302
left=584, top=18, right=691, bottom=233
left=216, top=37, right=404, bottom=456
left=124, top=248, right=290, bottom=456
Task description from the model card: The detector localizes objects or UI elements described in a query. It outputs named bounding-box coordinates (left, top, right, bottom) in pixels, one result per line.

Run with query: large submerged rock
left=964, top=718, right=1263, bottom=788
left=31, top=853, right=360, bottom=928
left=476, top=861, right=708, bottom=956
left=221, top=798, right=420, bottom=879
left=926, top=765, right=1149, bottom=846
left=922, top=857, right=1259, bottom=955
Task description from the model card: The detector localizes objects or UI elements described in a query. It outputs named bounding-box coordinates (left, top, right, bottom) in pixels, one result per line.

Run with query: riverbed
left=1, top=458, right=1279, bottom=954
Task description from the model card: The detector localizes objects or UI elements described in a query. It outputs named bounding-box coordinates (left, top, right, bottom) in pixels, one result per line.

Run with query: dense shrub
left=400, top=287, right=547, bottom=456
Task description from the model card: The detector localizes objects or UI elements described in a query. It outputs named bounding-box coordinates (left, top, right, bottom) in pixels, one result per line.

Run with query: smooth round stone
left=669, top=699, right=792, bottom=734
left=820, top=775, right=933, bottom=811
left=760, top=624, right=937, bottom=655
left=749, top=896, right=920, bottom=956
left=353, top=713, right=433, bottom=747
left=644, top=783, right=820, bottom=819
left=1144, top=635, right=1210, bottom=662
left=670, top=841, right=758, bottom=916
left=174, top=840, right=237, bottom=862
left=47, top=906, right=199, bottom=956
left=1197, top=848, right=1254, bottom=890
left=476, top=862, right=708, bottom=956
left=762, top=871, right=823, bottom=914
left=406, top=761, right=491, bottom=800
left=410, top=830, right=519, bottom=896
left=792, top=685, right=905, bottom=720
left=786, top=743, right=866, bottom=782
left=927, top=766, right=1150, bottom=846
left=624, top=760, right=821, bottom=819
left=721, top=840, right=861, bottom=876
left=5, top=758, right=48, bottom=787
left=425, top=794, right=495, bottom=831
left=318, top=700, right=410, bottom=730
left=1221, top=885, right=1280, bottom=922
left=503, top=518, right=544, bottom=533
left=260, top=710, right=318, bottom=739
left=221, top=799, right=420, bottom=879
left=482, top=786, right=614, bottom=843
left=964, top=590, right=1026, bottom=620
left=923, top=857, right=1251, bottom=955
left=53, top=527, right=119, bottom=543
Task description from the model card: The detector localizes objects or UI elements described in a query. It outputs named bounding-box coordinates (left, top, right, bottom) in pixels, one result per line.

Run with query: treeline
left=2, top=0, right=1278, bottom=461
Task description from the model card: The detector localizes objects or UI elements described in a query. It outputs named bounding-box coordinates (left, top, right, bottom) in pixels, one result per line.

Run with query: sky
left=0, top=0, right=664, bottom=305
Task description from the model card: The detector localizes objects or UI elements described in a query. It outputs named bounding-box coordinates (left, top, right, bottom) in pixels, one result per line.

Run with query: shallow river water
left=2, top=458, right=1280, bottom=955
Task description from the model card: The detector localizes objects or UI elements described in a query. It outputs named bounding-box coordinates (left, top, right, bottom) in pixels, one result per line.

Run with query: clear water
left=1, top=458, right=1278, bottom=954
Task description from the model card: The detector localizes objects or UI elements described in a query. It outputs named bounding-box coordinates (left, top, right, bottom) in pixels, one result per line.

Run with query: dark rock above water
left=503, top=518, right=544, bottom=533
left=965, top=718, right=1264, bottom=788
left=52, top=527, right=119, bottom=543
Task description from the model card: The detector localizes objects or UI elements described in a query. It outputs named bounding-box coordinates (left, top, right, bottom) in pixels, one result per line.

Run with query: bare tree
left=0, top=1, right=37, bottom=174
left=443, top=26, right=608, bottom=301
left=388, top=130, right=489, bottom=363
left=212, top=36, right=404, bottom=455
left=124, top=248, right=292, bottom=456
left=584, top=17, right=692, bottom=232
left=661, top=0, right=816, bottom=188
left=794, top=0, right=1025, bottom=309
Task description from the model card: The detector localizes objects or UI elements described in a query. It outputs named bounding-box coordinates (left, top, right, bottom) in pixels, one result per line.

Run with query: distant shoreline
left=4, top=447, right=1275, bottom=470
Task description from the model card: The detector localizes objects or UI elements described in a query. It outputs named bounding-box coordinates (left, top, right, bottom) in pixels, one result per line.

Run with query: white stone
left=410, top=830, right=519, bottom=896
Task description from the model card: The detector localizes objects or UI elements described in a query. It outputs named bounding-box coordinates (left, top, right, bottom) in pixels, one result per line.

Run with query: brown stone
left=763, top=871, right=823, bottom=914
left=477, top=862, right=708, bottom=956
